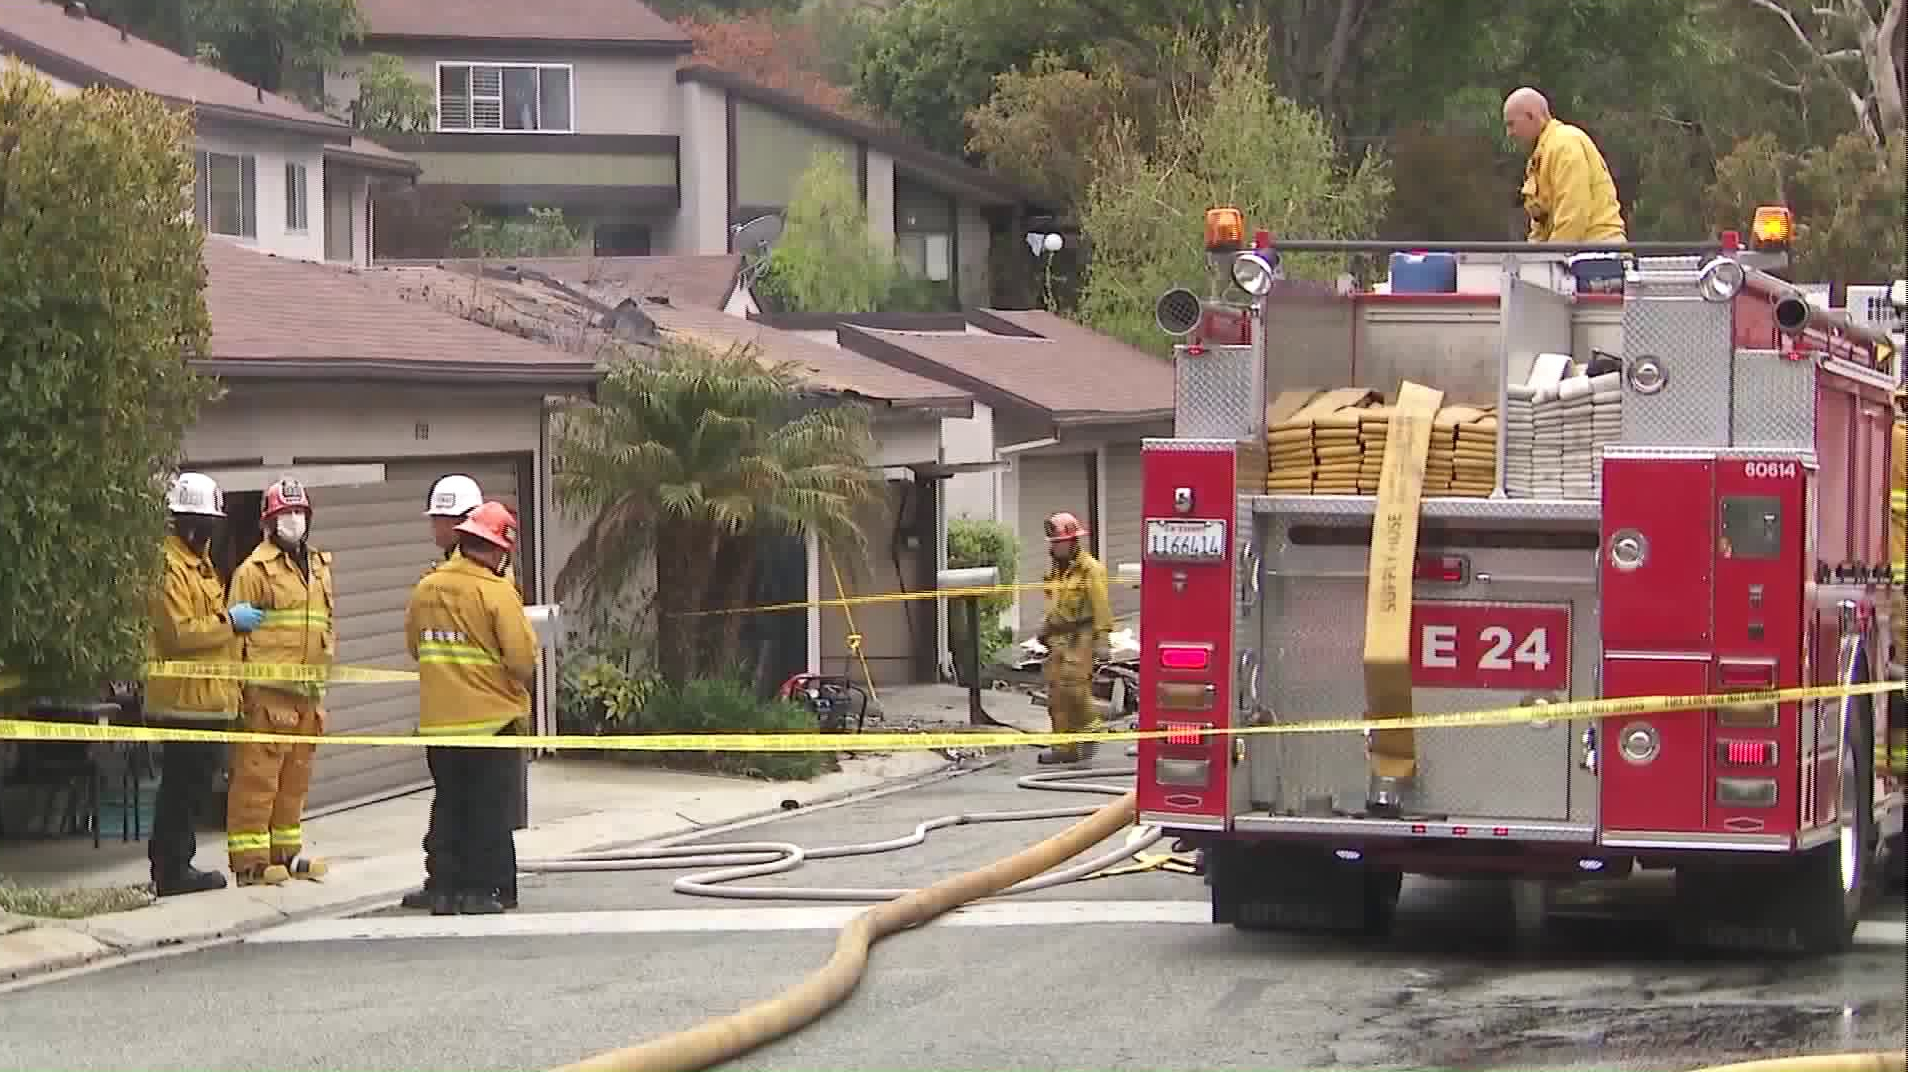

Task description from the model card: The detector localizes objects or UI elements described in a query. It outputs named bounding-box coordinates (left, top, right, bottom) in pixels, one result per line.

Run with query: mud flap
left=1210, top=842, right=1401, bottom=936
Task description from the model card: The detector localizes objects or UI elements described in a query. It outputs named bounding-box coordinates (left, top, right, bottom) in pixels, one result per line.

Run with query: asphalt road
left=2, top=754, right=1902, bottom=1072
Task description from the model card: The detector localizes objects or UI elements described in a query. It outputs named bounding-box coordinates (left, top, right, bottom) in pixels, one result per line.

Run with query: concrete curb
left=0, top=751, right=968, bottom=988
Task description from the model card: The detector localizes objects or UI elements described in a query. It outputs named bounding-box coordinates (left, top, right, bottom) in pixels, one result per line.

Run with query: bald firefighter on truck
left=404, top=500, right=538, bottom=915
left=225, top=478, right=335, bottom=886
left=1503, top=86, right=1626, bottom=243
left=1037, top=510, right=1112, bottom=765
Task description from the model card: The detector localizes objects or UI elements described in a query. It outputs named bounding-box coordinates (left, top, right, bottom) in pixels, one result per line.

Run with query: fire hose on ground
left=529, top=763, right=1903, bottom=1072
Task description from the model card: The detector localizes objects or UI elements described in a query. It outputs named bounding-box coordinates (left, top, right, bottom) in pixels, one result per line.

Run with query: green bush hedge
left=640, top=677, right=836, bottom=782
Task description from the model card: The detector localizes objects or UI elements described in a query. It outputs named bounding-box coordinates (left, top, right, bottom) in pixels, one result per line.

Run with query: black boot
left=429, top=891, right=459, bottom=916
left=154, top=866, right=227, bottom=897
left=401, top=883, right=435, bottom=910
left=456, top=891, right=506, bottom=915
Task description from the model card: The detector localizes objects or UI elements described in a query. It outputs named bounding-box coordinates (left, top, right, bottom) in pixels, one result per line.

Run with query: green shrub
left=947, top=517, right=1018, bottom=677
left=639, top=677, right=836, bottom=781
left=0, top=68, right=215, bottom=696
left=557, top=655, right=662, bottom=735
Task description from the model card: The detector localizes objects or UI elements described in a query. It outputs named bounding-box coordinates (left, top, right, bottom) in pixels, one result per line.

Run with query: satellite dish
left=731, top=214, right=783, bottom=258
left=731, top=214, right=783, bottom=286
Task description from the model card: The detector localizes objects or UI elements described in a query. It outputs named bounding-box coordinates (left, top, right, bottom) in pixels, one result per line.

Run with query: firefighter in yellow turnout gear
left=225, top=479, right=335, bottom=885
left=1037, top=510, right=1112, bottom=766
left=404, top=500, right=539, bottom=915
left=147, top=473, right=248, bottom=897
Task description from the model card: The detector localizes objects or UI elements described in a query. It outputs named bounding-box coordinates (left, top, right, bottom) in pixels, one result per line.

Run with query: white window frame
left=284, top=162, right=309, bottom=233
left=195, top=149, right=256, bottom=239
left=434, top=61, right=576, bottom=134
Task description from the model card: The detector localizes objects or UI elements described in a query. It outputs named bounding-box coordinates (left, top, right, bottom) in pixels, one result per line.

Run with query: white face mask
left=275, top=512, right=308, bottom=545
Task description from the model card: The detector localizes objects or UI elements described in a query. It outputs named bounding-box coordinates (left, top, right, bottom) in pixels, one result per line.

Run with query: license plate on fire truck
left=1144, top=518, right=1227, bottom=561
left=1408, top=601, right=1571, bottom=692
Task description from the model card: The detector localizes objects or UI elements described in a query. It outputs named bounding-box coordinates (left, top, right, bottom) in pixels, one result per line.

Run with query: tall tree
left=752, top=150, right=947, bottom=312
left=554, top=342, right=878, bottom=685
left=677, top=12, right=865, bottom=117
left=0, top=67, right=216, bottom=696
left=1745, top=0, right=1905, bottom=148
left=1075, top=23, right=1392, bottom=351
left=83, top=0, right=363, bottom=106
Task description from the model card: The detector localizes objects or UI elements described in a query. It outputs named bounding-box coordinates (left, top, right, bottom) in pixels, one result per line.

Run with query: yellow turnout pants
left=226, top=689, right=323, bottom=872
left=1043, top=637, right=1102, bottom=760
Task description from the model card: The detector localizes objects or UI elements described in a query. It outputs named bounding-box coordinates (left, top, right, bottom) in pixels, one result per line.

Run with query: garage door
left=1103, top=444, right=1143, bottom=625
left=1014, top=452, right=1092, bottom=637
left=309, top=457, right=526, bottom=810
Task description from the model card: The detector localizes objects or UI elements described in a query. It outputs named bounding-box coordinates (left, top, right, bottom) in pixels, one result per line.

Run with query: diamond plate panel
left=1622, top=294, right=1733, bottom=447
left=1250, top=509, right=1601, bottom=822
left=1176, top=344, right=1260, bottom=441
left=1233, top=487, right=1264, bottom=819
left=1730, top=348, right=1817, bottom=449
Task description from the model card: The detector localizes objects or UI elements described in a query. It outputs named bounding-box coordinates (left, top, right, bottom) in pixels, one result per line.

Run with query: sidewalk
left=0, top=747, right=952, bottom=985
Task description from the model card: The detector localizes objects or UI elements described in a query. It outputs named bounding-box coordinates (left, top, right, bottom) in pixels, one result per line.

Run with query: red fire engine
left=1133, top=206, right=1905, bottom=955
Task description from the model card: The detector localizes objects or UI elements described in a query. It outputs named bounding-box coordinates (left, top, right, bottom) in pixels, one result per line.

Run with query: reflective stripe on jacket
left=404, top=556, right=537, bottom=736
left=1522, top=118, right=1626, bottom=243
left=1042, top=550, right=1111, bottom=654
left=145, top=535, right=241, bottom=721
left=230, top=540, right=336, bottom=700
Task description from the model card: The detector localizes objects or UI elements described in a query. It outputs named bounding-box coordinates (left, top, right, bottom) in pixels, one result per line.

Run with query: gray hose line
left=518, top=764, right=1165, bottom=903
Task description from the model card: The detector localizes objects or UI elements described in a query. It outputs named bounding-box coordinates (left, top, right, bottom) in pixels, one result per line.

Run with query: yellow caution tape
left=673, top=578, right=1138, bottom=618
left=0, top=681, right=1899, bottom=752
left=145, top=660, right=419, bottom=685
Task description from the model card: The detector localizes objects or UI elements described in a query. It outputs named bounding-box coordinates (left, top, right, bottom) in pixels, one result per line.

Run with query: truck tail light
left=1163, top=721, right=1209, bottom=746
left=1716, top=777, right=1778, bottom=808
left=1718, top=739, right=1777, bottom=767
left=1413, top=554, right=1467, bottom=584
left=1158, top=644, right=1212, bottom=671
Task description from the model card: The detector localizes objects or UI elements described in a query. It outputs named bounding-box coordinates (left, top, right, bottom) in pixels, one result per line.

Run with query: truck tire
left=1212, top=843, right=1400, bottom=937
left=1674, top=702, right=1874, bottom=955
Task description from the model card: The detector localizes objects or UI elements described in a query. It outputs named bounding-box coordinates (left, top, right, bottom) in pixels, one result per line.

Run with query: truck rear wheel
left=1211, top=843, right=1400, bottom=937
left=1674, top=703, right=1874, bottom=955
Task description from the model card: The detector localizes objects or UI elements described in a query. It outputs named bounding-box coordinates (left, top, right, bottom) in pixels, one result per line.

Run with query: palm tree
left=554, top=338, right=878, bottom=685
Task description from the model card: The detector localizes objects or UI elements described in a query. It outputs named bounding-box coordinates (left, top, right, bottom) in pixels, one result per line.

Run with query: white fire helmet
left=425, top=474, right=484, bottom=518
left=166, top=472, right=226, bottom=517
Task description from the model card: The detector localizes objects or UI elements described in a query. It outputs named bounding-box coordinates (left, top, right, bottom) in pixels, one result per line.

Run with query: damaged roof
left=366, top=261, right=970, bottom=411
left=434, top=255, right=745, bottom=311
left=198, top=239, right=600, bottom=387
left=837, top=309, right=1174, bottom=426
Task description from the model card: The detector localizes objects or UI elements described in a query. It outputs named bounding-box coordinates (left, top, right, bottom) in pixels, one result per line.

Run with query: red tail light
left=1158, top=644, right=1212, bottom=671
left=1718, top=739, right=1777, bottom=766
left=1163, top=722, right=1208, bottom=746
left=1413, top=554, right=1467, bottom=583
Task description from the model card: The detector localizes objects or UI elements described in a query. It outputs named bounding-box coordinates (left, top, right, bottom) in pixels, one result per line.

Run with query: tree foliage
left=0, top=67, right=216, bottom=696
left=752, top=150, right=947, bottom=312
left=677, top=11, right=865, bottom=117
left=554, top=341, right=878, bottom=685
left=85, top=0, right=362, bottom=105
left=1075, top=24, right=1392, bottom=351
left=451, top=207, right=583, bottom=259
left=351, top=52, right=433, bottom=132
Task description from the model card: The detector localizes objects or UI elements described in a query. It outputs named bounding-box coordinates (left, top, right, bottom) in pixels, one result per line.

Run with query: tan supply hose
left=548, top=789, right=1139, bottom=1072
left=1689, top=1054, right=1904, bottom=1072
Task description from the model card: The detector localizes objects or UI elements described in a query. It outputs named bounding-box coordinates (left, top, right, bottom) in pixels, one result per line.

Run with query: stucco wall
left=185, top=382, right=545, bottom=467
left=329, top=50, right=681, bottom=136
left=195, top=123, right=330, bottom=264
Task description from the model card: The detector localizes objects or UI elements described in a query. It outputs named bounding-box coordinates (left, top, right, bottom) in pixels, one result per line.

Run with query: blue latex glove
left=228, top=602, right=265, bottom=633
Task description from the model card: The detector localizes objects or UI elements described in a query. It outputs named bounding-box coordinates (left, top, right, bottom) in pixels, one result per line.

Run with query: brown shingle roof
left=356, top=0, right=691, bottom=47
left=198, top=239, right=598, bottom=386
left=446, top=255, right=744, bottom=310
left=0, top=0, right=349, bottom=138
left=838, top=311, right=1174, bottom=425
left=636, top=302, right=971, bottom=411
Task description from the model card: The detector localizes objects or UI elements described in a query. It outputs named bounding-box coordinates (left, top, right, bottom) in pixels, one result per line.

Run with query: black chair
left=2, top=701, right=140, bottom=849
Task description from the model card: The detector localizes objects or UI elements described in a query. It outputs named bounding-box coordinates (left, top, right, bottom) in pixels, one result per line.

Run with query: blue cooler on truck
left=1389, top=251, right=1458, bottom=293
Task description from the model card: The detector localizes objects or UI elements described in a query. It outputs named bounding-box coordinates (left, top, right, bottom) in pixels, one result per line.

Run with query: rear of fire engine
left=1133, top=206, right=1907, bottom=955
